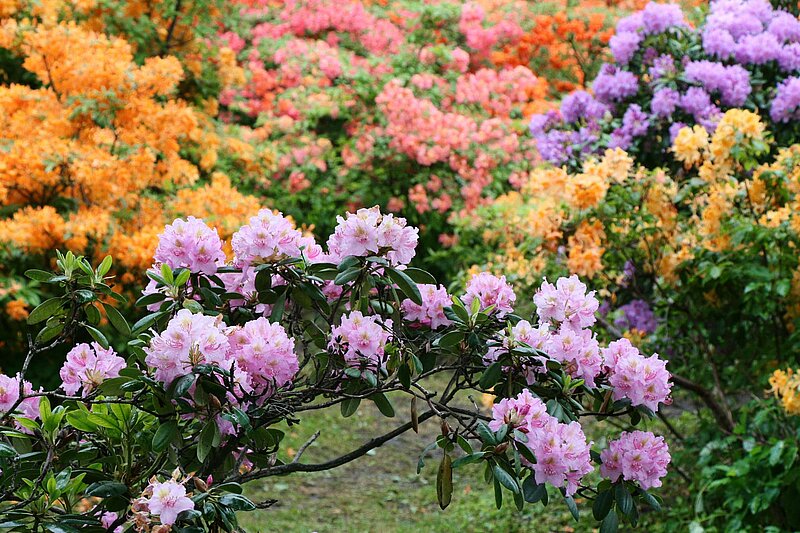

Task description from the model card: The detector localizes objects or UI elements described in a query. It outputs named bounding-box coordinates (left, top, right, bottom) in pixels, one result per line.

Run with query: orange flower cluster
left=487, top=1, right=618, bottom=94
left=0, top=16, right=266, bottom=281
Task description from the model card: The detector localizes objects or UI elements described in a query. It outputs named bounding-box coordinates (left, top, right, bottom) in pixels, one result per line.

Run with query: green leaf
left=102, top=303, right=131, bottom=337
left=334, top=268, right=361, bottom=286
left=25, top=269, right=54, bottom=282
left=479, top=362, right=503, bottom=389
left=593, top=489, right=614, bottom=520
left=36, top=322, right=64, bottom=344
left=476, top=422, right=497, bottom=445
left=492, top=464, right=520, bottom=494
left=27, top=298, right=63, bottom=325
left=615, top=484, right=634, bottom=516
left=434, top=331, right=464, bottom=348
left=86, top=481, right=129, bottom=498
left=370, top=393, right=395, bottom=417
left=564, top=495, right=579, bottom=521
left=340, top=397, right=360, bottom=417
left=97, top=255, right=113, bottom=277
left=197, top=421, right=221, bottom=462
left=219, top=493, right=256, bottom=511
left=436, top=454, right=453, bottom=509
left=386, top=268, right=422, bottom=305
left=523, top=476, right=547, bottom=503
left=85, top=325, right=109, bottom=349
left=402, top=267, right=437, bottom=285
left=600, top=509, right=619, bottom=533
left=451, top=452, right=486, bottom=469
left=135, top=293, right=166, bottom=307
left=152, top=421, right=179, bottom=452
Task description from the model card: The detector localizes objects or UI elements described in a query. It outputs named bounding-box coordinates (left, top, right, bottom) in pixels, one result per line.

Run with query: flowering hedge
left=0, top=209, right=672, bottom=530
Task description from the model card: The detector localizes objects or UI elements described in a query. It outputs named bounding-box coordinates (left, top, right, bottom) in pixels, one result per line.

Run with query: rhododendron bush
left=529, top=0, right=800, bottom=170
left=0, top=209, right=671, bottom=531
left=214, top=0, right=654, bottom=247
left=0, top=0, right=276, bottom=363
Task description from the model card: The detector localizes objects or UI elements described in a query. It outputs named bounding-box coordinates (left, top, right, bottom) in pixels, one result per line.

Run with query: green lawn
left=238, top=388, right=605, bottom=532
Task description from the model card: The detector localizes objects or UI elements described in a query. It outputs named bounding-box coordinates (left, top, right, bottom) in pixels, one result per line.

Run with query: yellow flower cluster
left=769, top=368, right=800, bottom=416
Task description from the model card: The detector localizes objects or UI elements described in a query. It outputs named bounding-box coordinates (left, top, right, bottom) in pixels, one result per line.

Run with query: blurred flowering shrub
left=456, top=108, right=800, bottom=435
left=0, top=209, right=672, bottom=531
left=529, top=0, right=800, bottom=170
left=213, top=0, right=658, bottom=250
left=0, top=1, right=279, bottom=361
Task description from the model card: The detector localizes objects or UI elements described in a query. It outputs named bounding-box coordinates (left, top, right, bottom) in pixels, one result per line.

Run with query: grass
left=239, top=383, right=591, bottom=533
left=236, top=375, right=695, bottom=532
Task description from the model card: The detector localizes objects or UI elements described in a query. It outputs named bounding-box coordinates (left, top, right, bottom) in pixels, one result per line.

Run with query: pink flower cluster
left=462, top=272, right=516, bottom=317
left=456, top=66, right=541, bottom=116
left=459, top=2, right=523, bottom=57
left=60, top=342, right=127, bottom=396
left=154, top=217, right=226, bottom=275
left=232, top=209, right=322, bottom=267
left=144, top=310, right=299, bottom=399
left=0, top=373, right=40, bottom=420
left=228, top=317, right=298, bottom=394
left=375, top=80, right=521, bottom=211
left=401, top=284, right=453, bottom=329
left=522, top=276, right=604, bottom=387
left=489, top=390, right=592, bottom=496
left=602, top=339, right=672, bottom=411
left=329, top=311, right=392, bottom=369
left=600, top=430, right=671, bottom=490
left=145, top=479, right=195, bottom=526
left=533, top=275, right=599, bottom=330
left=325, top=207, right=418, bottom=265
left=484, top=319, right=549, bottom=384
left=144, top=310, right=231, bottom=385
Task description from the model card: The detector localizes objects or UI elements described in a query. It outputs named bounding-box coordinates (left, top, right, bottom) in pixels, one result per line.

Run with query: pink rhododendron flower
left=329, top=311, right=392, bottom=369
left=533, top=275, right=599, bottom=330
left=227, top=317, right=298, bottom=395
left=231, top=209, right=310, bottom=267
left=484, top=320, right=549, bottom=384
left=146, top=480, right=195, bottom=526
left=462, top=272, right=516, bottom=317
left=60, top=342, right=127, bottom=396
left=154, top=217, right=226, bottom=275
left=489, top=389, right=593, bottom=496
left=600, top=430, right=671, bottom=490
left=144, top=310, right=231, bottom=385
left=400, top=284, right=452, bottom=329
left=544, top=325, right=603, bottom=388
left=326, top=207, right=418, bottom=265
left=603, top=339, right=672, bottom=411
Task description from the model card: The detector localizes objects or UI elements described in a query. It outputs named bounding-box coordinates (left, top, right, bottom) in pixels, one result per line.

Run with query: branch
left=239, top=409, right=436, bottom=481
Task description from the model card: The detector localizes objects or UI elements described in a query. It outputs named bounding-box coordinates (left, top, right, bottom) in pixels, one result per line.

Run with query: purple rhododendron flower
left=560, top=91, right=608, bottom=123
left=771, top=76, right=800, bottom=122
left=702, top=28, right=737, bottom=58
left=641, top=2, right=686, bottom=35
left=610, top=31, right=642, bottom=64
left=651, top=88, right=680, bottom=117
left=614, top=299, right=657, bottom=334
left=684, top=61, right=751, bottom=106
left=593, top=65, right=639, bottom=103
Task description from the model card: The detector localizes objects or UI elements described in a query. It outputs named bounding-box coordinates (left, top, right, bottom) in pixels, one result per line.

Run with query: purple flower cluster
left=771, top=76, right=800, bottom=123
left=703, top=0, right=800, bottom=71
left=614, top=299, right=657, bottom=334
left=683, top=61, right=751, bottom=107
left=592, top=65, right=639, bottom=103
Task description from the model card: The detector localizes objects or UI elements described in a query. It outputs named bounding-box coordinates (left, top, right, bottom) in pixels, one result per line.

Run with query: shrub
left=0, top=208, right=672, bottom=531
left=529, top=0, right=800, bottom=171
